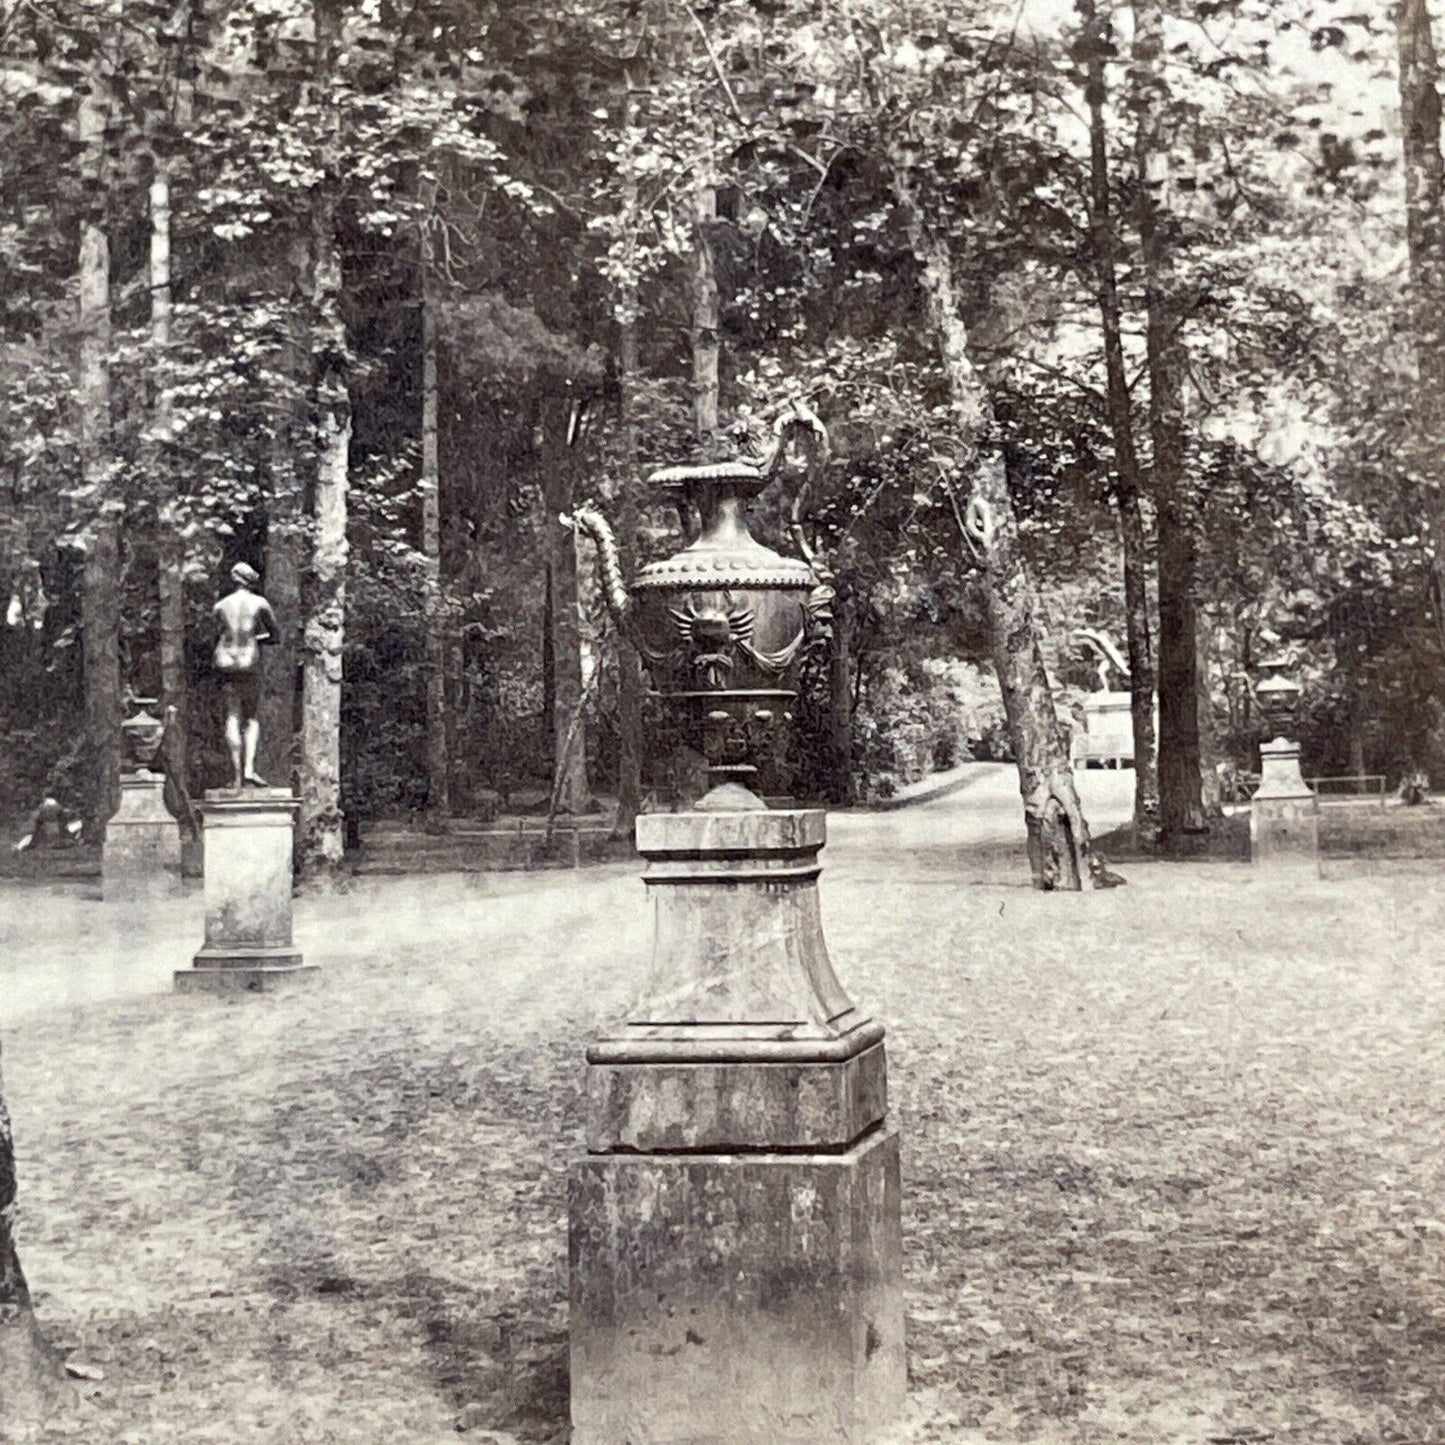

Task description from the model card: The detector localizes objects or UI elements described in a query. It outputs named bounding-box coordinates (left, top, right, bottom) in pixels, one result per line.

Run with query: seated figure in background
left=214, top=562, right=278, bottom=790
left=14, top=796, right=82, bottom=851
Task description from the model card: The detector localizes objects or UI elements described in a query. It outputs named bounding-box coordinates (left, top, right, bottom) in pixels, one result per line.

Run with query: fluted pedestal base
left=569, top=789, right=905, bottom=1441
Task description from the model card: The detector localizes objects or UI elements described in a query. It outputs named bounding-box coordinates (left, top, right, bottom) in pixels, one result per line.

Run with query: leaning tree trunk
left=973, top=453, right=1107, bottom=890
left=891, top=161, right=1111, bottom=891
left=78, top=80, right=120, bottom=833
left=1134, top=0, right=1205, bottom=846
left=1080, top=0, right=1158, bottom=838
left=299, top=0, right=350, bottom=872
left=419, top=194, right=450, bottom=831
left=0, top=1045, right=66, bottom=1426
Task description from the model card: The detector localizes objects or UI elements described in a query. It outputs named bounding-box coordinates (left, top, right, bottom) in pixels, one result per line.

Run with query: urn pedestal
left=102, top=772, right=183, bottom=901
left=103, top=697, right=182, bottom=900
left=175, top=788, right=316, bottom=993
left=1251, top=738, right=1320, bottom=874
left=568, top=790, right=905, bottom=1444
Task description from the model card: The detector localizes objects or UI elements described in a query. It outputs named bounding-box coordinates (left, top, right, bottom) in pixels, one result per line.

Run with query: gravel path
left=5, top=770, right=1443, bottom=1443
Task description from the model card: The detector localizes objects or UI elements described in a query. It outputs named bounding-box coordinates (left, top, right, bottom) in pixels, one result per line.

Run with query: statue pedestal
left=1251, top=738, right=1320, bottom=874
left=569, top=794, right=905, bottom=1444
left=102, top=771, right=182, bottom=901
left=175, top=789, right=316, bottom=993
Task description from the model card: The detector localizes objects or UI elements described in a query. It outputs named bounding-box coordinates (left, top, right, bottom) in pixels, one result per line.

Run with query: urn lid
left=636, top=459, right=814, bottom=592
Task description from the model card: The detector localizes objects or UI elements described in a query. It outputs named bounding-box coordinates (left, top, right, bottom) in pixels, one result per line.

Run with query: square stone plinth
left=1251, top=794, right=1320, bottom=873
left=175, top=950, right=318, bottom=994
left=102, top=775, right=183, bottom=901
left=586, top=1042, right=887, bottom=1153
left=569, top=1126, right=905, bottom=1445
left=175, top=791, right=311, bottom=994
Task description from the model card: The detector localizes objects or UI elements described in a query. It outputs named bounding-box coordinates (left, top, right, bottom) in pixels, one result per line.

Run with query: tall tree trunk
left=1134, top=0, right=1205, bottom=846
left=0, top=1045, right=65, bottom=1422
left=419, top=196, right=449, bottom=830
left=693, top=176, right=720, bottom=452
left=1197, top=611, right=1223, bottom=816
left=150, top=157, right=189, bottom=798
left=544, top=405, right=590, bottom=814
left=615, top=309, right=644, bottom=836
left=542, top=546, right=556, bottom=765
left=891, top=162, right=1112, bottom=891
left=258, top=235, right=308, bottom=791
left=78, top=81, right=120, bottom=832
left=300, top=230, right=350, bottom=870
left=613, top=68, right=644, bottom=838
left=1080, top=0, right=1158, bottom=838
left=1396, top=0, right=1445, bottom=618
left=791, top=506, right=854, bottom=804
left=299, top=0, right=350, bottom=872
left=829, top=610, right=855, bottom=805
left=258, top=248, right=306, bottom=791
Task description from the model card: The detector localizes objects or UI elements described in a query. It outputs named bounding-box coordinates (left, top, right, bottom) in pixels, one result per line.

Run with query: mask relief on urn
left=667, top=593, right=753, bottom=689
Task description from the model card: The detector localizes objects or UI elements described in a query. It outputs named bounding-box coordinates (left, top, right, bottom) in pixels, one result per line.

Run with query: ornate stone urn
left=1255, top=656, right=1303, bottom=743
left=1250, top=656, right=1318, bottom=871
left=104, top=695, right=180, bottom=900
left=565, top=428, right=905, bottom=1443
left=121, top=697, right=166, bottom=776
left=568, top=458, right=832, bottom=798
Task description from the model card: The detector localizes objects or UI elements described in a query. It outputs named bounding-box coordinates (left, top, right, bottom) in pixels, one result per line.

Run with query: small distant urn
left=567, top=458, right=832, bottom=798
left=121, top=697, right=166, bottom=776
left=1255, top=657, right=1302, bottom=743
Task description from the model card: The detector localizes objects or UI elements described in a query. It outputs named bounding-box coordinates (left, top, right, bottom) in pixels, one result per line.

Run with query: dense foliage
left=1, top=0, right=1442, bottom=845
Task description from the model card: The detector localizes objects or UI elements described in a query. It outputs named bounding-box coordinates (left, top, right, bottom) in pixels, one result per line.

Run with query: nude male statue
left=214, top=562, right=278, bottom=790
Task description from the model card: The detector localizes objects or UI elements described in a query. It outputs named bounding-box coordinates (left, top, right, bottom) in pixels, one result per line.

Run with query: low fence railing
left=1225, top=772, right=1388, bottom=808
left=1306, top=774, right=1388, bottom=809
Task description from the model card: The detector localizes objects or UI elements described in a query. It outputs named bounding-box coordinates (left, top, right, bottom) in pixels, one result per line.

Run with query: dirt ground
left=4, top=771, right=1445, bottom=1443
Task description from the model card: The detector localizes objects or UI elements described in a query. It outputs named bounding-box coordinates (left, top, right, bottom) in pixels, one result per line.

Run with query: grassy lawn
left=3, top=841, right=1444, bottom=1443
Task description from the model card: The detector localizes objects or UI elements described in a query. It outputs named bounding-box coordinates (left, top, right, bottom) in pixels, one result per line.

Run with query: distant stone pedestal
left=1072, top=690, right=1159, bottom=769
left=1251, top=737, right=1320, bottom=874
left=102, top=771, right=183, bottom=901
left=568, top=790, right=905, bottom=1445
left=175, top=789, right=315, bottom=993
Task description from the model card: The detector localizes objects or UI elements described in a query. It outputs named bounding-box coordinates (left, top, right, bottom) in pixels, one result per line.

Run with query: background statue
left=213, top=563, right=278, bottom=790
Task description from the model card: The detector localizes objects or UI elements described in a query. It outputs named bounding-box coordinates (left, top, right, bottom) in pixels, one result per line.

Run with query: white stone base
left=1252, top=738, right=1320, bottom=874
left=102, top=773, right=183, bottom=901
left=175, top=790, right=309, bottom=994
